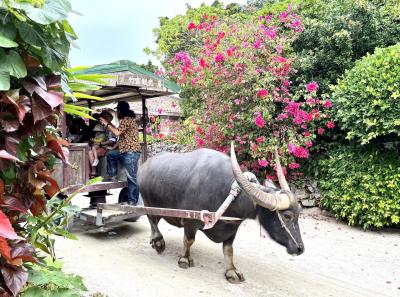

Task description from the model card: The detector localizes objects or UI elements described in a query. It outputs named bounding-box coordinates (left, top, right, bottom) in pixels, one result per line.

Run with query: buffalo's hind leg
left=147, top=215, right=165, bottom=253
left=223, top=235, right=245, bottom=283
left=178, top=222, right=198, bottom=269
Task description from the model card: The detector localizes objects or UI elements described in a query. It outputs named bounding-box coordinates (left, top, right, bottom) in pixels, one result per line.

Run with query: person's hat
left=115, top=101, right=130, bottom=111
left=93, top=123, right=105, bottom=132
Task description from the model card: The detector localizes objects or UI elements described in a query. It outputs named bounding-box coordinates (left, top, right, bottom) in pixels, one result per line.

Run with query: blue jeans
left=106, top=150, right=141, bottom=204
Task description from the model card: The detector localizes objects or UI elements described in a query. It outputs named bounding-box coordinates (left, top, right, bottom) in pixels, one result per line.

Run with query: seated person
left=88, top=111, right=117, bottom=177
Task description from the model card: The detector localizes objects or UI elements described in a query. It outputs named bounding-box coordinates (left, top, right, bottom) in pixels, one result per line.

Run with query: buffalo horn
left=230, top=142, right=292, bottom=211
left=274, top=148, right=291, bottom=191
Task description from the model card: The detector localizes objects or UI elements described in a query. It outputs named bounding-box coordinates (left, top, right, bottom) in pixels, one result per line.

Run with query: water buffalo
left=137, top=143, right=304, bottom=283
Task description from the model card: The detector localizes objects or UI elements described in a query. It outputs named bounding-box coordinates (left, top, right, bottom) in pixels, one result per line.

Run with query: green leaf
left=54, top=228, right=77, bottom=240
left=32, top=241, right=51, bottom=255
left=0, top=71, right=10, bottom=91
left=0, top=49, right=27, bottom=79
left=0, top=32, right=18, bottom=48
left=63, top=106, right=95, bottom=119
left=71, top=92, right=103, bottom=100
left=62, top=20, right=77, bottom=38
left=13, top=0, right=72, bottom=25
left=41, top=46, right=63, bottom=71
left=0, top=23, right=17, bottom=40
left=17, top=23, right=45, bottom=47
left=16, top=138, right=32, bottom=162
left=7, top=51, right=27, bottom=78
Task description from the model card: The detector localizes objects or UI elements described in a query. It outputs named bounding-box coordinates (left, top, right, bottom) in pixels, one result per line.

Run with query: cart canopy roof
left=74, top=60, right=180, bottom=106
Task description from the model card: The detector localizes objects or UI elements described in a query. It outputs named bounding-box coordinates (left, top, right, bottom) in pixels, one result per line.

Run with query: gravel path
left=55, top=195, right=400, bottom=297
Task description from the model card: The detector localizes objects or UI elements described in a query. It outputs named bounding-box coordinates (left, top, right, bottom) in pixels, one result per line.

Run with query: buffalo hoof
left=150, top=237, right=165, bottom=254
left=178, top=256, right=194, bottom=269
left=225, top=269, right=245, bottom=284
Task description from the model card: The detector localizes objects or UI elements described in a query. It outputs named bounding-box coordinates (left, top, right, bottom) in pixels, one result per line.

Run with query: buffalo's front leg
left=178, top=223, right=197, bottom=268
left=147, top=215, right=165, bottom=253
left=223, top=236, right=244, bottom=283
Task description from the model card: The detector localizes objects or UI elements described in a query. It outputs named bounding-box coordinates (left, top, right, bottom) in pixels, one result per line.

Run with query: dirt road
left=55, top=197, right=400, bottom=297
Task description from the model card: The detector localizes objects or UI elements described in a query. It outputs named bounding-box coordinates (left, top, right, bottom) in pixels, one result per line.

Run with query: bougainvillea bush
left=165, top=6, right=332, bottom=181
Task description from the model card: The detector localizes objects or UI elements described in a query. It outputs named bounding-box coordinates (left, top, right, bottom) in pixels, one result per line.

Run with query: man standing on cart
left=100, top=101, right=141, bottom=205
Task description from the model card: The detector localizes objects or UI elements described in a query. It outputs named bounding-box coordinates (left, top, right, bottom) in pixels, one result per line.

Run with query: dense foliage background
left=150, top=0, right=400, bottom=228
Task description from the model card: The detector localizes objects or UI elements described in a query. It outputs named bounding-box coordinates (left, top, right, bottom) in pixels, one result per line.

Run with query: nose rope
left=276, top=210, right=301, bottom=249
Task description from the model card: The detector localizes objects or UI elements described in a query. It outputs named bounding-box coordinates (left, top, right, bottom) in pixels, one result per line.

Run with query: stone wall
left=147, top=142, right=193, bottom=157
left=291, top=177, right=322, bottom=208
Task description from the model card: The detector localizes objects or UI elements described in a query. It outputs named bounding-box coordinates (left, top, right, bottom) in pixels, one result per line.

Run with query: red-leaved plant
left=0, top=75, right=68, bottom=296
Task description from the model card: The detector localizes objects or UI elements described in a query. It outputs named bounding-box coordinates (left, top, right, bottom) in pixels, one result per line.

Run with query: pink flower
left=254, top=114, right=265, bottom=128
left=217, top=31, right=225, bottom=39
left=303, top=131, right=311, bottom=137
left=288, top=143, right=309, bottom=158
left=251, top=143, right=258, bottom=152
left=277, top=113, right=288, bottom=120
left=273, top=55, right=287, bottom=63
left=196, top=137, right=204, bottom=146
left=323, top=100, right=333, bottom=108
left=256, top=136, right=265, bottom=144
left=279, top=11, right=289, bottom=22
left=264, top=27, right=277, bottom=39
left=275, top=45, right=283, bottom=53
left=327, top=121, right=335, bottom=129
left=191, top=78, right=198, bottom=86
left=196, top=126, right=204, bottom=134
left=318, top=127, right=325, bottom=135
left=305, top=141, right=313, bottom=147
left=234, top=99, right=241, bottom=105
left=257, top=89, right=269, bottom=97
left=155, top=68, right=164, bottom=76
left=253, top=39, right=262, bottom=49
left=306, top=97, right=316, bottom=105
left=227, top=47, right=235, bottom=57
left=288, top=162, right=300, bottom=169
left=187, top=22, right=197, bottom=30
left=258, top=159, right=269, bottom=167
left=215, top=53, right=225, bottom=63
left=145, top=126, right=152, bottom=133
left=306, top=81, right=318, bottom=93
left=157, top=108, right=163, bottom=114
left=199, top=58, right=207, bottom=68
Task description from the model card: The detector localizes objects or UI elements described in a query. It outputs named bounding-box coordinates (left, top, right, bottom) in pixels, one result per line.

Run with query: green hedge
left=316, top=145, right=400, bottom=229
left=332, top=43, right=400, bottom=144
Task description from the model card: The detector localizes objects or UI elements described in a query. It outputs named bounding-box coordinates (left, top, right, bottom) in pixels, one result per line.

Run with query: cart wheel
left=118, top=187, right=140, bottom=222
left=118, top=187, right=129, bottom=203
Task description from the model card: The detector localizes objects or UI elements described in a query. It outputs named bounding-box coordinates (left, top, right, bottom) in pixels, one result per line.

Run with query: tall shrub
left=317, top=145, right=400, bottom=229
left=332, top=44, right=400, bottom=144
left=165, top=6, right=332, bottom=181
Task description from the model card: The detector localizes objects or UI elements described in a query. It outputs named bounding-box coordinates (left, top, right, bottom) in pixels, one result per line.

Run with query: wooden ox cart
left=55, top=60, right=180, bottom=225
